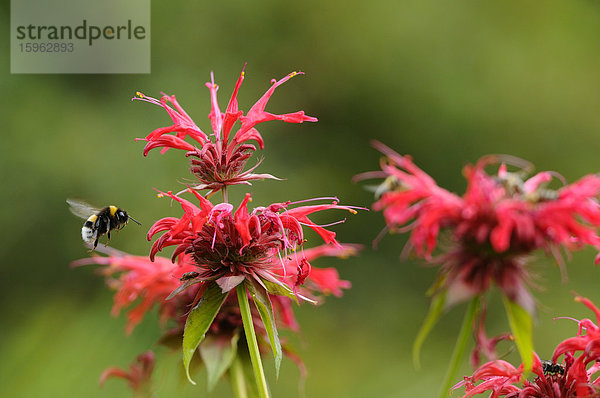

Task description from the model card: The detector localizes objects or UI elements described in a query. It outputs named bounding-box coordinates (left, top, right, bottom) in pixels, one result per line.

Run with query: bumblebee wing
left=66, top=199, right=100, bottom=220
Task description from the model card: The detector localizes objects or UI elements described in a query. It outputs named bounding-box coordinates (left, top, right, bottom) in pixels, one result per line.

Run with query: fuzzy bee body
left=82, top=214, right=98, bottom=242
left=541, top=360, right=565, bottom=376
left=67, top=200, right=140, bottom=250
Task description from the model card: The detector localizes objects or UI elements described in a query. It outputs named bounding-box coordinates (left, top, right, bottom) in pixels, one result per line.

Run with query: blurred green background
left=3, top=0, right=600, bottom=396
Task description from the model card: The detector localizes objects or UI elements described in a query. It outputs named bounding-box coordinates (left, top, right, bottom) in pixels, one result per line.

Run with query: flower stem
left=222, top=187, right=229, bottom=203
left=236, top=284, right=270, bottom=398
left=437, top=296, right=480, bottom=398
left=230, top=356, right=248, bottom=398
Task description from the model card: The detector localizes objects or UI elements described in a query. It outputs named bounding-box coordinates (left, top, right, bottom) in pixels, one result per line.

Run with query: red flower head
left=359, top=141, right=600, bottom=314
left=148, top=190, right=359, bottom=297
left=73, top=240, right=357, bottom=388
left=73, top=64, right=358, bottom=395
left=100, top=351, right=155, bottom=394
left=276, top=243, right=359, bottom=300
left=72, top=248, right=317, bottom=336
left=134, top=66, right=317, bottom=196
left=454, top=297, right=600, bottom=397
left=72, top=249, right=197, bottom=334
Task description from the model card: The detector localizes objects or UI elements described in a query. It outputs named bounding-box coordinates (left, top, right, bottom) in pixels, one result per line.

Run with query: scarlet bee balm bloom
left=149, top=190, right=358, bottom=295
left=359, top=141, right=600, bottom=392
left=134, top=67, right=317, bottom=196
left=455, top=297, right=600, bottom=397
left=74, top=65, right=358, bottom=396
left=144, top=189, right=360, bottom=384
left=361, top=141, right=600, bottom=314
left=73, top=244, right=356, bottom=391
left=72, top=250, right=197, bottom=334
left=73, top=245, right=355, bottom=336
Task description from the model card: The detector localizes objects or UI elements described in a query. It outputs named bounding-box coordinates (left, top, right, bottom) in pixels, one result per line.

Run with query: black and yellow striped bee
left=67, top=199, right=141, bottom=250
left=541, top=360, right=565, bottom=376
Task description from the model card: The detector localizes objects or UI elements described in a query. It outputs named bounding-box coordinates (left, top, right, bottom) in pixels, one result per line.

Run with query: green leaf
left=503, top=297, right=534, bottom=372
left=200, top=331, right=240, bottom=391
left=245, top=279, right=283, bottom=378
left=262, top=279, right=298, bottom=304
left=413, top=291, right=446, bottom=369
left=166, top=278, right=202, bottom=300
left=182, top=281, right=228, bottom=384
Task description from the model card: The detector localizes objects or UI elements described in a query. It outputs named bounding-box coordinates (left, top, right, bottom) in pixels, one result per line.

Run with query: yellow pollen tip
left=157, top=193, right=164, bottom=198
left=575, top=296, right=583, bottom=303
left=241, top=72, right=245, bottom=77
left=136, top=91, right=144, bottom=97
left=290, top=72, right=297, bottom=77
left=349, top=209, right=357, bottom=214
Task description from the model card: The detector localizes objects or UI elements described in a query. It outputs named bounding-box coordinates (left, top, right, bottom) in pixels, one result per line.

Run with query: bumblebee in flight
left=67, top=199, right=141, bottom=250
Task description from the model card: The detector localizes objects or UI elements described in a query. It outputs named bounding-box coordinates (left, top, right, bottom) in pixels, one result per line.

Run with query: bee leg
left=104, top=216, right=112, bottom=246
left=88, top=236, right=99, bottom=252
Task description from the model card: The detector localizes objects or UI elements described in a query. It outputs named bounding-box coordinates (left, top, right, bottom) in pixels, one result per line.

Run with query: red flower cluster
left=72, top=250, right=196, bottom=334
left=73, top=65, right=359, bottom=394
left=134, top=67, right=317, bottom=196
left=100, top=351, right=155, bottom=394
left=148, top=190, right=359, bottom=296
left=454, top=297, right=600, bottom=397
left=360, top=141, right=600, bottom=313
left=74, top=242, right=356, bottom=335
left=73, top=242, right=356, bottom=386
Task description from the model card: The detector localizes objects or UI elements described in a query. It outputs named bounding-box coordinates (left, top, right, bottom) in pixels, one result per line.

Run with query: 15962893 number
left=19, top=42, right=74, bottom=53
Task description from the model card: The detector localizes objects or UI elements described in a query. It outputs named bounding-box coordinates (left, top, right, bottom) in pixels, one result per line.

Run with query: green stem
left=230, top=356, right=248, bottom=398
left=236, top=284, right=269, bottom=398
left=222, top=187, right=228, bottom=203
left=438, top=296, right=480, bottom=398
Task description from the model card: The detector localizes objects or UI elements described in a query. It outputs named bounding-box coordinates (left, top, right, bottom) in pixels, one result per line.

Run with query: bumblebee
left=67, top=199, right=141, bottom=250
left=541, top=360, right=565, bottom=376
